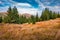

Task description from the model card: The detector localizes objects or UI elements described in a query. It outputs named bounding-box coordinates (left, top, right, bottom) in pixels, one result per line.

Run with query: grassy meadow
left=0, top=18, right=60, bottom=40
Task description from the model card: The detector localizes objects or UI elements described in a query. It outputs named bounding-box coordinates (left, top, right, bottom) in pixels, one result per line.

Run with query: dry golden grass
left=0, top=18, right=60, bottom=40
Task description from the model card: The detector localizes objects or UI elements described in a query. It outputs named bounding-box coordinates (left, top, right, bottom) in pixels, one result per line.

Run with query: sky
left=0, top=0, right=60, bottom=15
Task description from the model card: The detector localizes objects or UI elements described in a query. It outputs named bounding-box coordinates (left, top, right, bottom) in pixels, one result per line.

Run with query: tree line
left=0, top=6, right=60, bottom=24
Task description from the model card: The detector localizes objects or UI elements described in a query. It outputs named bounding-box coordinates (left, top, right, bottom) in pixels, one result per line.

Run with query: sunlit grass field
left=0, top=18, right=60, bottom=40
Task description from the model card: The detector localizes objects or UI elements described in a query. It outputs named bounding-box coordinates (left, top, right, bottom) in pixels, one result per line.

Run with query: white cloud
left=0, top=1, right=2, bottom=4
left=17, top=8, right=38, bottom=15
left=35, top=0, right=46, bottom=16
left=16, top=3, right=32, bottom=7
left=0, top=0, right=38, bottom=15
left=35, top=0, right=60, bottom=13
left=6, top=0, right=32, bottom=8
left=46, top=6, right=60, bottom=8
left=35, top=0, right=45, bottom=9
left=0, top=6, right=9, bottom=12
left=0, top=0, right=60, bottom=15
left=8, top=0, right=19, bottom=5
left=13, top=1, right=37, bottom=15
left=46, top=6, right=60, bottom=12
left=54, top=6, right=60, bottom=9
left=44, top=2, right=51, bottom=5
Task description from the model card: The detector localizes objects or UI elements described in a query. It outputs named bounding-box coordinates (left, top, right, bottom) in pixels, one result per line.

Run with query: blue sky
left=0, top=0, right=60, bottom=15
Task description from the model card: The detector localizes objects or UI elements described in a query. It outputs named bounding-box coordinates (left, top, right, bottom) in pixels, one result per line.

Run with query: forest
left=0, top=6, right=60, bottom=24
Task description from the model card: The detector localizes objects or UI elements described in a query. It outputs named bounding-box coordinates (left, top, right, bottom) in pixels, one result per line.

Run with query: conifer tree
left=31, top=15, right=35, bottom=24
left=4, top=6, right=19, bottom=23
left=41, top=8, right=50, bottom=20
left=27, top=17, right=31, bottom=24
left=6, top=6, right=12, bottom=23
left=12, top=6, right=19, bottom=23
left=40, top=11, right=45, bottom=21
left=36, top=13, right=39, bottom=22
left=0, top=16, right=2, bottom=23
left=49, top=11, right=53, bottom=19
left=57, top=12, right=60, bottom=18
left=19, top=15, right=27, bottom=24
left=53, top=12, right=57, bottom=19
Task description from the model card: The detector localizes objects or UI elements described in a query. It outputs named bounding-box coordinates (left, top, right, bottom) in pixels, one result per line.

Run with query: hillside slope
left=0, top=18, right=60, bottom=40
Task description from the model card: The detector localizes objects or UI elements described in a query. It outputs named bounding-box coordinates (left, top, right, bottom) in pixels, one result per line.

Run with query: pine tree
left=27, top=18, right=31, bottom=24
left=3, top=16, right=11, bottom=23
left=36, top=13, right=39, bottom=22
left=6, top=6, right=12, bottom=23
left=23, top=16, right=27, bottom=23
left=45, top=8, right=50, bottom=20
left=19, top=15, right=27, bottom=24
left=12, top=6, right=19, bottom=23
left=57, top=12, right=60, bottom=18
left=49, top=11, right=53, bottom=19
left=4, top=6, right=19, bottom=23
left=53, top=12, right=57, bottom=19
left=40, top=11, right=45, bottom=21
left=31, top=15, right=35, bottom=24
left=19, top=16, right=23, bottom=24
left=41, top=8, right=50, bottom=21
left=0, top=16, right=2, bottom=23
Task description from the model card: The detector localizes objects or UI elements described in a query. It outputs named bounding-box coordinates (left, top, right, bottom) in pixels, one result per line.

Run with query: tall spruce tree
left=19, top=16, right=23, bottom=24
left=31, top=15, right=35, bottom=24
left=6, top=6, right=12, bottom=23
left=40, top=11, right=45, bottom=21
left=12, top=6, right=19, bottom=23
left=27, top=18, right=31, bottom=24
left=36, top=13, right=39, bottom=22
left=57, top=12, right=60, bottom=18
left=49, top=11, right=53, bottom=19
left=53, top=12, right=57, bottom=19
left=5, top=6, right=19, bottom=23
left=41, top=8, right=50, bottom=21
left=0, top=16, right=2, bottom=23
